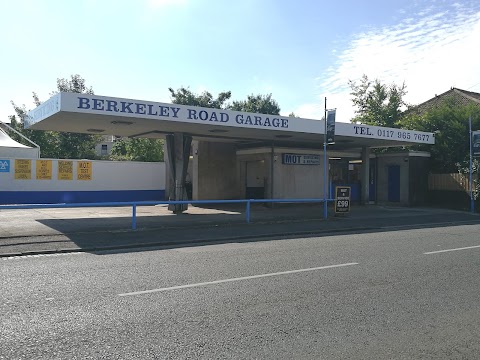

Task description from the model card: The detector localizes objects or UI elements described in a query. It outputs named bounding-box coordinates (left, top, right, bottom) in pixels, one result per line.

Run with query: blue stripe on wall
left=0, top=190, right=165, bottom=205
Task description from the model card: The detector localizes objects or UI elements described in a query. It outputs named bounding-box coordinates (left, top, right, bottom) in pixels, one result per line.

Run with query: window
left=101, top=144, right=108, bottom=155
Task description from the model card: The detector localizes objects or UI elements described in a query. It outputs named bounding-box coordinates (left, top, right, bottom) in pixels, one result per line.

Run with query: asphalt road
left=2, top=222, right=480, bottom=359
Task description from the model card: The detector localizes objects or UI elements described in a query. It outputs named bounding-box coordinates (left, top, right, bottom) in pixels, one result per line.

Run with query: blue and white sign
left=25, top=92, right=435, bottom=146
left=0, top=159, right=11, bottom=172
left=282, top=153, right=320, bottom=165
left=473, top=131, right=480, bottom=157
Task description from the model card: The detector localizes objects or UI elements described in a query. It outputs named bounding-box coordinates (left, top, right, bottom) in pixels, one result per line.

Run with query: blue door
left=369, top=161, right=376, bottom=202
left=388, top=165, right=401, bottom=202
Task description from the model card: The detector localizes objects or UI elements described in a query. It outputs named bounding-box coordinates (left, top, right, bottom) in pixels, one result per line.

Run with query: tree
left=50, top=75, right=100, bottom=159
left=9, top=74, right=100, bottom=159
left=457, top=158, right=479, bottom=201
left=229, top=94, right=280, bottom=115
left=110, top=137, right=164, bottom=162
left=8, top=103, right=58, bottom=157
left=400, top=98, right=480, bottom=173
left=349, top=74, right=407, bottom=127
left=168, top=87, right=231, bottom=108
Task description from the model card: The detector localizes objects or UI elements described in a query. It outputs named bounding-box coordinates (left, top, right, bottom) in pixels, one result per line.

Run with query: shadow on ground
left=2, top=208, right=478, bottom=256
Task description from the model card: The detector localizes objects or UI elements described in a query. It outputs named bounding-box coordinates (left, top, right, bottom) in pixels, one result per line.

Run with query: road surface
left=2, top=222, right=480, bottom=359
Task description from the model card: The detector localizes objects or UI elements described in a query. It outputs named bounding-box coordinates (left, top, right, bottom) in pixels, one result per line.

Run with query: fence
left=0, top=198, right=335, bottom=230
left=428, top=173, right=472, bottom=192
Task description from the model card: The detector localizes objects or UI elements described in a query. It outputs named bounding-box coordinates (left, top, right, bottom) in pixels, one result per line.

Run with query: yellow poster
left=77, top=161, right=92, bottom=181
left=36, top=160, right=52, bottom=180
left=58, top=160, right=73, bottom=180
left=14, top=159, right=32, bottom=180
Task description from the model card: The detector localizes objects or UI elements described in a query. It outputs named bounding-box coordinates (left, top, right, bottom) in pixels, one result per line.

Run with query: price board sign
left=335, top=186, right=351, bottom=214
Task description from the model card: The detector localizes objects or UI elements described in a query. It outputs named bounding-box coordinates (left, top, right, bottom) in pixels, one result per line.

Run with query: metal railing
left=0, top=198, right=335, bottom=230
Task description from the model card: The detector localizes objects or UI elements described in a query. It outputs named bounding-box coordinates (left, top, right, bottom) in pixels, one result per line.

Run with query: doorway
left=245, top=161, right=265, bottom=199
left=388, top=165, right=401, bottom=202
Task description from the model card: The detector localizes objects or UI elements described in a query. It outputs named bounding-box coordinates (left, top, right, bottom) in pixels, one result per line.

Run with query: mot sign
left=335, top=186, right=351, bottom=214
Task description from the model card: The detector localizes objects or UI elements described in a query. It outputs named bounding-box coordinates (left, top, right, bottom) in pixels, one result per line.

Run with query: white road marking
left=424, top=245, right=480, bottom=255
left=2, top=252, right=83, bottom=260
left=118, top=262, right=358, bottom=296
left=380, top=220, right=480, bottom=231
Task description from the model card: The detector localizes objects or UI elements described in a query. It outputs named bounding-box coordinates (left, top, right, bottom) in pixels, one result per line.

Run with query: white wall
left=0, top=158, right=165, bottom=192
left=273, top=151, right=326, bottom=199
left=0, top=146, right=39, bottom=159
left=237, top=148, right=328, bottom=199
left=376, top=155, right=409, bottom=204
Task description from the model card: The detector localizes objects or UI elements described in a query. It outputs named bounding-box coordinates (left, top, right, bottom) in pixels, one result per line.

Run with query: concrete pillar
left=165, top=133, right=192, bottom=213
left=361, top=146, right=370, bottom=205
left=195, top=141, right=240, bottom=200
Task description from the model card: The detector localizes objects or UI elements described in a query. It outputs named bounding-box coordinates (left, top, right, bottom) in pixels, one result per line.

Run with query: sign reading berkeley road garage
left=25, top=93, right=294, bottom=131
left=76, top=97, right=290, bottom=129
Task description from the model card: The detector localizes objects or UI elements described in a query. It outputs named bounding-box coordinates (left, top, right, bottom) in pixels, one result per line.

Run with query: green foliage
left=168, top=87, right=231, bottom=108
left=229, top=94, right=280, bottom=115
left=167, top=87, right=281, bottom=117
left=288, top=112, right=297, bottom=117
left=54, top=74, right=94, bottom=95
left=110, top=137, right=164, bottom=162
left=9, top=74, right=100, bottom=159
left=349, top=74, right=407, bottom=127
left=400, top=98, right=480, bottom=172
left=456, top=158, right=479, bottom=200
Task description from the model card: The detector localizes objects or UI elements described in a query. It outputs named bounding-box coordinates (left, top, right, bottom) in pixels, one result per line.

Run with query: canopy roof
left=0, top=128, right=32, bottom=148
left=26, top=92, right=435, bottom=151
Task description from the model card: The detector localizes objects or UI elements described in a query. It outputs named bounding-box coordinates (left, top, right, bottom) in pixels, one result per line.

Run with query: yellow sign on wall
left=77, top=161, right=92, bottom=181
left=36, top=160, right=52, bottom=180
left=14, top=159, right=32, bottom=180
left=58, top=161, right=73, bottom=180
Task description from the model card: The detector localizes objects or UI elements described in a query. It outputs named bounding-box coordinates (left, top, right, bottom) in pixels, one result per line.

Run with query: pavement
left=1, top=203, right=479, bottom=257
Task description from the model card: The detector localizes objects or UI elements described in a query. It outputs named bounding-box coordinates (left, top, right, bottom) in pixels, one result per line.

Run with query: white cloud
left=317, top=2, right=480, bottom=122
left=292, top=103, right=323, bottom=120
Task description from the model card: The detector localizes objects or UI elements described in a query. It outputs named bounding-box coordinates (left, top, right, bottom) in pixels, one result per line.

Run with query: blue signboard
left=326, top=109, right=336, bottom=144
left=0, top=159, right=10, bottom=172
left=473, top=131, right=480, bottom=157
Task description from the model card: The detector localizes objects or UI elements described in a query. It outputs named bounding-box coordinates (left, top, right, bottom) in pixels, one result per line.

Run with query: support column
left=166, top=133, right=192, bottom=214
left=361, top=146, right=370, bottom=205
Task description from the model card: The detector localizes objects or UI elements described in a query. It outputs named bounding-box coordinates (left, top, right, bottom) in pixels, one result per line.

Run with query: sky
left=1, top=0, right=479, bottom=124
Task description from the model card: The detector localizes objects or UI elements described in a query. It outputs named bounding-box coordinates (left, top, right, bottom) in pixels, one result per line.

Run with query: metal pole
left=132, top=203, right=137, bottom=230
left=469, top=116, right=474, bottom=213
left=323, top=97, right=328, bottom=219
left=271, top=141, right=275, bottom=206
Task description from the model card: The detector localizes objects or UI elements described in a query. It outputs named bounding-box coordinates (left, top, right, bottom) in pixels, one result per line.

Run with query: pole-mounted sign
left=473, top=130, right=480, bottom=157
left=326, top=109, right=336, bottom=144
